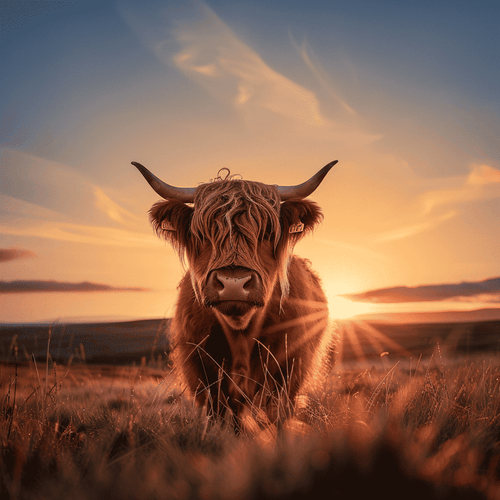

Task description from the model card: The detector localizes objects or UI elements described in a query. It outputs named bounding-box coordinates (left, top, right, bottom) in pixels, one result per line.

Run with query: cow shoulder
left=287, top=256, right=326, bottom=302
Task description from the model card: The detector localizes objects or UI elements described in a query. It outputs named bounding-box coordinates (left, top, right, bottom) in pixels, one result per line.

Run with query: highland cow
left=133, top=161, right=337, bottom=428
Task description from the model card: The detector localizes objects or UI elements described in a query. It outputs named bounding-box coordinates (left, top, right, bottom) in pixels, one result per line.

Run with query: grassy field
left=1, top=319, right=500, bottom=499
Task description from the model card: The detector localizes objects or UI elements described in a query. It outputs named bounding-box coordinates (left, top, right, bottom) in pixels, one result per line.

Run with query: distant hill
left=0, top=319, right=171, bottom=365
left=338, top=317, right=500, bottom=361
left=355, top=308, right=500, bottom=324
left=2, top=314, right=500, bottom=366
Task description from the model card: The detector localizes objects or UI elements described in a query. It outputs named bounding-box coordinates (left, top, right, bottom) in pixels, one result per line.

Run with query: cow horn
left=132, top=162, right=196, bottom=203
left=276, top=160, right=338, bottom=200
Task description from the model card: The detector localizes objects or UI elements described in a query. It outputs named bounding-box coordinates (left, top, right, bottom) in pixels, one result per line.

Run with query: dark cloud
left=0, top=280, right=149, bottom=294
left=342, top=277, right=500, bottom=304
left=0, top=248, right=37, bottom=262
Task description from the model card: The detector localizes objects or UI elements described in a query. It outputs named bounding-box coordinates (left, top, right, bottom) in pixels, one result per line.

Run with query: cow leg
left=223, top=333, right=254, bottom=418
left=230, top=351, right=251, bottom=395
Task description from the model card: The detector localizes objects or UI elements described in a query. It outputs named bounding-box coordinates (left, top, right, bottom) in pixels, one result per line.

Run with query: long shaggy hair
left=150, top=170, right=323, bottom=300
left=148, top=170, right=330, bottom=425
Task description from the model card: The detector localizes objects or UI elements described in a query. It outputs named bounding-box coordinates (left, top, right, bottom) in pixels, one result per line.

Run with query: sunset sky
left=1, top=0, right=500, bottom=323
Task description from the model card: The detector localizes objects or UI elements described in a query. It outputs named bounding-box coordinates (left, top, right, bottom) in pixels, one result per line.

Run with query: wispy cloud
left=0, top=216, right=157, bottom=248
left=0, top=149, right=156, bottom=248
left=467, top=164, right=500, bottom=186
left=92, top=186, right=142, bottom=225
left=373, top=210, right=457, bottom=243
left=314, top=237, right=388, bottom=261
left=120, top=1, right=379, bottom=147
left=0, top=193, right=64, bottom=222
left=291, top=36, right=357, bottom=116
left=0, top=248, right=36, bottom=262
left=0, top=280, right=150, bottom=294
left=370, top=163, right=500, bottom=243
left=160, top=4, right=500, bottom=251
left=420, top=163, right=500, bottom=216
left=133, top=3, right=500, bottom=250
left=1, top=148, right=144, bottom=225
left=343, top=277, right=500, bottom=303
left=168, top=4, right=324, bottom=126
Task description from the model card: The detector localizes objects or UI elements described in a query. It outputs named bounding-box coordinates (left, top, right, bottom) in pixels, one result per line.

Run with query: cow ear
left=279, top=199, right=323, bottom=244
left=149, top=200, right=194, bottom=251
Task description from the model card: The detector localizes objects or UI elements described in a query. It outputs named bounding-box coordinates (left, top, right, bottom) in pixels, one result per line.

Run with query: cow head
left=133, top=161, right=337, bottom=329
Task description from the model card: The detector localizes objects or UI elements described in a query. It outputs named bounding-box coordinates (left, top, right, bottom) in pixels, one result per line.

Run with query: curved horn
left=132, top=162, right=196, bottom=203
left=276, top=160, right=338, bottom=201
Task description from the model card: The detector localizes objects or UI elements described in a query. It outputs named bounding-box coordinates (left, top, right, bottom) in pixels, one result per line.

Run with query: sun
left=321, top=277, right=378, bottom=319
left=315, top=267, right=379, bottom=320
left=327, top=294, right=377, bottom=320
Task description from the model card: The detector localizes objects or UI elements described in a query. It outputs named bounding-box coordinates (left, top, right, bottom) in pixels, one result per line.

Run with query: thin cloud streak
left=314, top=237, right=387, bottom=261
left=1, top=148, right=146, bottom=225
left=0, top=248, right=36, bottom=262
left=420, top=163, right=500, bottom=216
left=119, top=2, right=500, bottom=301
left=371, top=163, right=500, bottom=243
left=120, top=1, right=380, bottom=147
left=92, top=186, right=142, bottom=225
left=0, top=219, right=158, bottom=248
left=1, top=193, right=64, bottom=222
left=0, top=149, right=156, bottom=248
left=343, top=277, right=500, bottom=304
left=0, top=280, right=150, bottom=294
left=291, top=35, right=357, bottom=116
left=373, top=210, right=457, bottom=243
left=169, top=5, right=325, bottom=126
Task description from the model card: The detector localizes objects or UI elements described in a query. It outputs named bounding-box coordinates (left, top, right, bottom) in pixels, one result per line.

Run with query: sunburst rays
left=335, top=318, right=412, bottom=371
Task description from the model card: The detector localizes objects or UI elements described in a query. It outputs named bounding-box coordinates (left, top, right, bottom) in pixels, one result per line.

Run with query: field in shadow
left=0, top=319, right=171, bottom=366
left=2, top=316, right=500, bottom=366
left=1, top=317, right=500, bottom=499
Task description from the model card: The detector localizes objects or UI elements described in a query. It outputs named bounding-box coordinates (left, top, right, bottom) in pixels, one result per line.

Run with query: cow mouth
left=209, top=300, right=261, bottom=317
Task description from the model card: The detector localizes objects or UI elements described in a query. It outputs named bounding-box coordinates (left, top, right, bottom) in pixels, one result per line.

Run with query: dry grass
left=1, top=345, right=500, bottom=499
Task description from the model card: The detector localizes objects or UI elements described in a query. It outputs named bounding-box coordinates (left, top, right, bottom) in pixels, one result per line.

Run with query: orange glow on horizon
left=327, top=294, right=378, bottom=320
left=2, top=2, right=500, bottom=324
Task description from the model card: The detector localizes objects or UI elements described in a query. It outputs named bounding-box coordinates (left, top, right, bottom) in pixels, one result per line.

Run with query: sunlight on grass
left=1, top=348, right=500, bottom=499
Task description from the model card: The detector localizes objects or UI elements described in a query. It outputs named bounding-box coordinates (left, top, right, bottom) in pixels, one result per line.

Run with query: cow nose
left=217, top=273, right=251, bottom=301
left=210, top=268, right=260, bottom=301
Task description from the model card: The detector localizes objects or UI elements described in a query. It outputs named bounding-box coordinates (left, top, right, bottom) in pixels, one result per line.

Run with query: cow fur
left=148, top=172, right=332, bottom=427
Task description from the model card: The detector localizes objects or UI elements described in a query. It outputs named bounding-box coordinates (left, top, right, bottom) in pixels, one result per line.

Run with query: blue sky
left=1, top=0, right=500, bottom=322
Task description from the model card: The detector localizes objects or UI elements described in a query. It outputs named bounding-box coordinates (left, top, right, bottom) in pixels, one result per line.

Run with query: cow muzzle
left=205, top=267, right=264, bottom=314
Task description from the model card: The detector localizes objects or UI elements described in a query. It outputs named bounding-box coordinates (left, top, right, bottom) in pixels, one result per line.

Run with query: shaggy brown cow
left=133, top=161, right=337, bottom=428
